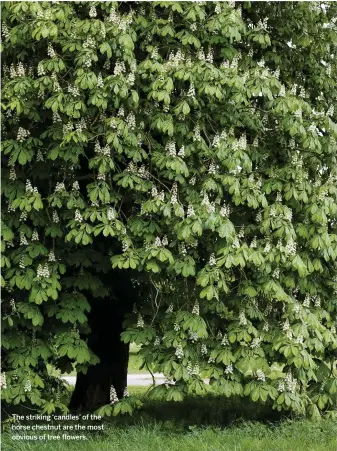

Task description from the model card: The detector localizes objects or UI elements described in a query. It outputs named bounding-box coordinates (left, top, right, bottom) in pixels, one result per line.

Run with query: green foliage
left=1, top=0, right=337, bottom=418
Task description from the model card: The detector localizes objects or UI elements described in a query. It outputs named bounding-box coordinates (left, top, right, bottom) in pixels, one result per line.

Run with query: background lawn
left=127, top=343, right=149, bottom=375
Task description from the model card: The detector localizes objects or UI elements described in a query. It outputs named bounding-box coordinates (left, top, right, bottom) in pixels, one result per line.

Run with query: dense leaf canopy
left=1, top=1, right=337, bottom=418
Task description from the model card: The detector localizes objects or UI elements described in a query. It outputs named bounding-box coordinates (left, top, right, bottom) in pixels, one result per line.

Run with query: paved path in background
left=62, top=373, right=166, bottom=386
left=63, top=374, right=210, bottom=386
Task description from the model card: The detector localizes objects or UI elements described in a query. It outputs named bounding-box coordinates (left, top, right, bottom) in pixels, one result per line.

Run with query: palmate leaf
left=112, top=396, right=143, bottom=416
left=41, top=401, right=56, bottom=415
left=95, top=404, right=113, bottom=417
left=17, top=302, right=44, bottom=326
left=111, top=252, right=140, bottom=269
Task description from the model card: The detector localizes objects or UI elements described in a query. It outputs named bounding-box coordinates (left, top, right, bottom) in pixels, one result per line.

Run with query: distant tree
left=1, top=1, right=337, bottom=419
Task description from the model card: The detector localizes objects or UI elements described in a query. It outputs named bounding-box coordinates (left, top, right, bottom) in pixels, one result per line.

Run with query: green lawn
left=3, top=387, right=337, bottom=451
left=3, top=417, right=337, bottom=451
left=127, top=343, right=149, bottom=374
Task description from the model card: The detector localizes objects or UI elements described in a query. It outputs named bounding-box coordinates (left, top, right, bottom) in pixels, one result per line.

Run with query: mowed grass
left=4, top=420, right=337, bottom=451
left=127, top=343, right=149, bottom=375
left=3, top=387, right=337, bottom=451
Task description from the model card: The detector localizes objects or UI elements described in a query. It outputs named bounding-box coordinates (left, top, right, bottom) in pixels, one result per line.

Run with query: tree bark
left=69, top=296, right=129, bottom=411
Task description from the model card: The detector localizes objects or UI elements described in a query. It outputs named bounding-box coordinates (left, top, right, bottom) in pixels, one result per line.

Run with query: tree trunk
left=69, top=297, right=129, bottom=411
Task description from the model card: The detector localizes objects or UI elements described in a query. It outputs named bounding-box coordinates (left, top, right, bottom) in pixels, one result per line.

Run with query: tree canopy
left=1, top=1, right=337, bottom=419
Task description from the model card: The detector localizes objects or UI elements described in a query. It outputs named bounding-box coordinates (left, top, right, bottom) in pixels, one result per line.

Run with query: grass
left=127, top=343, right=149, bottom=375
left=4, top=419, right=337, bottom=451
left=3, top=387, right=337, bottom=451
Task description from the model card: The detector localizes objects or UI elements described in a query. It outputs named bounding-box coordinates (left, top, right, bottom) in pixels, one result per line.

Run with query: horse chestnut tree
left=1, top=1, right=337, bottom=419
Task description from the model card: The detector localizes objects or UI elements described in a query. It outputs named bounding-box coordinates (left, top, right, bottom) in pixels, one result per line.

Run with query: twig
left=150, top=278, right=161, bottom=325
left=145, top=363, right=156, bottom=387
